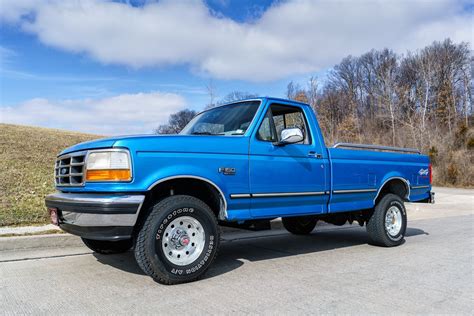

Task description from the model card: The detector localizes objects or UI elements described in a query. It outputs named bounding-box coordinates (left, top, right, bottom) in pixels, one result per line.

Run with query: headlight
left=85, top=149, right=131, bottom=182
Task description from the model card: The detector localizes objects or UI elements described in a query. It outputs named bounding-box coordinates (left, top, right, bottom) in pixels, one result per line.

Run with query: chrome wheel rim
left=162, top=216, right=205, bottom=266
left=385, top=206, right=402, bottom=237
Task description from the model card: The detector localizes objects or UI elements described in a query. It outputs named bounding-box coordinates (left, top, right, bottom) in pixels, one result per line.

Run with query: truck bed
left=328, top=146, right=431, bottom=213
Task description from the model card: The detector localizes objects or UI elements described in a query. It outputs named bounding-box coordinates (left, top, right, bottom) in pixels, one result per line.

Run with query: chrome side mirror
left=275, top=128, right=303, bottom=146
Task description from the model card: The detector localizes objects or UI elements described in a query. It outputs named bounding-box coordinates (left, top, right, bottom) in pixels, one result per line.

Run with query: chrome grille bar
left=55, top=151, right=87, bottom=187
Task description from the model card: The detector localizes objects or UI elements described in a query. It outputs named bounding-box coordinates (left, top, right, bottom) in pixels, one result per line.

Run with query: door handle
left=308, top=151, right=322, bottom=159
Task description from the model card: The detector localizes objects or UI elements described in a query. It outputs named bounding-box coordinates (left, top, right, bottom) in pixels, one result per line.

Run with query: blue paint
left=58, top=97, right=432, bottom=221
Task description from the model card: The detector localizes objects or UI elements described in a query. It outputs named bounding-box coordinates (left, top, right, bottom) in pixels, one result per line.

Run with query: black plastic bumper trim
left=45, top=200, right=139, bottom=214
left=59, top=223, right=133, bottom=241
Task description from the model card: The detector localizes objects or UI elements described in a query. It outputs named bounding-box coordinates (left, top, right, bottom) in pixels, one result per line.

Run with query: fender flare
left=147, top=175, right=228, bottom=220
left=373, top=176, right=411, bottom=203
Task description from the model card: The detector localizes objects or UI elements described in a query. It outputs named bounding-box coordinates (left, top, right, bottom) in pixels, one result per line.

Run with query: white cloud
left=0, top=92, right=187, bottom=135
left=0, top=0, right=472, bottom=81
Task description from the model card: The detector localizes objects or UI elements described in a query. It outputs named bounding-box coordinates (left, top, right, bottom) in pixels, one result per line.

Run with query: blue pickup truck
left=45, top=97, right=434, bottom=284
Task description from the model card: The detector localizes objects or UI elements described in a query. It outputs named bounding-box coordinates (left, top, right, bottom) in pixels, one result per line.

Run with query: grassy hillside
left=0, top=124, right=101, bottom=226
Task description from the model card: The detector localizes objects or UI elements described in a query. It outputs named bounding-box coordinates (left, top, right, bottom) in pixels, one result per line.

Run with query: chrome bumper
left=45, top=192, right=145, bottom=240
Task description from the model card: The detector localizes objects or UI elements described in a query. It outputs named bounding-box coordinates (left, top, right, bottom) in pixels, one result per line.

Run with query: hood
left=59, top=134, right=153, bottom=155
left=60, top=134, right=249, bottom=156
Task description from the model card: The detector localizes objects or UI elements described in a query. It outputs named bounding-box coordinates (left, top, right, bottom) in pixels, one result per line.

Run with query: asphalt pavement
left=1, top=187, right=472, bottom=314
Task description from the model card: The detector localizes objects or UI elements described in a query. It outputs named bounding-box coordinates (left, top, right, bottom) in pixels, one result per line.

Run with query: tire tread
left=366, top=193, right=406, bottom=247
left=134, top=195, right=219, bottom=284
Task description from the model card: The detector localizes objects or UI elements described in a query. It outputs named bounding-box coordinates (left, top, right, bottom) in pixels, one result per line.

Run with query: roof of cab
left=196, top=97, right=311, bottom=116
left=224, top=96, right=310, bottom=107
left=262, top=97, right=310, bottom=107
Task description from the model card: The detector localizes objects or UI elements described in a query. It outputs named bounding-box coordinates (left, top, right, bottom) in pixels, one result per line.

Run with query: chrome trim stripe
left=333, top=189, right=377, bottom=194
left=230, top=194, right=252, bottom=199
left=411, top=185, right=430, bottom=189
left=230, top=191, right=326, bottom=199
left=253, top=191, right=326, bottom=198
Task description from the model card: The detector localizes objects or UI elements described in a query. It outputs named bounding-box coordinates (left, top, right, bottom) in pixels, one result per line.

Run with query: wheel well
left=375, top=178, right=409, bottom=204
left=133, top=178, right=224, bottom=235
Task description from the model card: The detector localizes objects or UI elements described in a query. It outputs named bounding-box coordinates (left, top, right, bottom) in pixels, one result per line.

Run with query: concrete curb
left=0, top=234, right=83, bottom=251
left=0, top=224, right=60, bottom=235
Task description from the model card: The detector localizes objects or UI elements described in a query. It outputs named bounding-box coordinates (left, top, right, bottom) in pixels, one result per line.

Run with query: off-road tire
left=134, top=195, right=220, bottom=285
left=366, top=193, right=407, bottom=247
left=282, top=216, right=318, bottom=235
left=81, top=238, right=132, bottom=254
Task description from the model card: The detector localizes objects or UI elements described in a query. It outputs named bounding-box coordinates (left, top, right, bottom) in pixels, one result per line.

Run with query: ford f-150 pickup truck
left=45, top=97, right=434, bottom=284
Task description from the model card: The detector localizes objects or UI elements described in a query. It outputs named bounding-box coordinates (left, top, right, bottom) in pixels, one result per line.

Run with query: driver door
left=248, top=102, right=328, bottom=218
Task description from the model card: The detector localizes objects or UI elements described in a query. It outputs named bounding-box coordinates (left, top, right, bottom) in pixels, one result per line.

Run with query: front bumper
left=45, top=192, right=145, bottom=240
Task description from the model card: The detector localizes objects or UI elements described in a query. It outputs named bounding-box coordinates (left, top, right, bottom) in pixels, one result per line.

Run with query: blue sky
left=0, top=0, right=472, bottom=135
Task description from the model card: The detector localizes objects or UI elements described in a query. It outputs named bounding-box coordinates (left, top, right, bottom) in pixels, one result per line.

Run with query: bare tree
left=328, top=55, right=363, bottom=142
left=205, top=79, right=217, bottom=109
left=286, top=81, right=302, bottom=100
left=155, top=109, right=197, bottom=134
left=463, top=53, right=473, bottom=125
left=307, top=76, right=319, bottom=108
left=373, top=49, right=398, bottom=145
left=220, top=91, right=258, bottom=103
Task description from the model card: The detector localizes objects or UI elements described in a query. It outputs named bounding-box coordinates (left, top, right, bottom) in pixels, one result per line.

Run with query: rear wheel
left=134, top=195, right=220, bottom=285
left=282, top=216, right=318, bottom=235
left=81, top=238, right=132, bottom=254
left=366, top=193, right=407, bottom=247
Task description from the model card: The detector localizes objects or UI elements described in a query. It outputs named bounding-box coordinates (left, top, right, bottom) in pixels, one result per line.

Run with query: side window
left=257, top=109, right=276, bottom=141
left=257, top=104, right=311, bottom=144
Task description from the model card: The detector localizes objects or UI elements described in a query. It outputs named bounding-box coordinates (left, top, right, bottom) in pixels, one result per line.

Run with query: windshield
left=180, top=101, right=261, bottom=136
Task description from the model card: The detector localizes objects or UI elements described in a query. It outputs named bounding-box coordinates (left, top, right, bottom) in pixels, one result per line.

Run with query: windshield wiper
left=190, top=132, right=224, bottom=136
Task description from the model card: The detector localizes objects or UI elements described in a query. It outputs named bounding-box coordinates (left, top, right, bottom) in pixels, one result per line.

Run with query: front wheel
left=366, top=193, right=407, bottom=247
left=282, top=216, right=318, bottom=235
left=81, top=238, right=132, bottom=254
left=134, top=195, right=220, bottom=285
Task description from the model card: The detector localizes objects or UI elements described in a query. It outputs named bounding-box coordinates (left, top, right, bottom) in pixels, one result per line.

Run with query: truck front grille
left=55, top=151, right=87, bottom=186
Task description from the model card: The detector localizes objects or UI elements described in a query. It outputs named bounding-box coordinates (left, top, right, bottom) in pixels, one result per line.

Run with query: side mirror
left=275, top=128, right=304, bottom=146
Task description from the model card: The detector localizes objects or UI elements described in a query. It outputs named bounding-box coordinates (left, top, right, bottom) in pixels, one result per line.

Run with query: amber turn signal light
left=86, top=169, right=131, bottom=181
